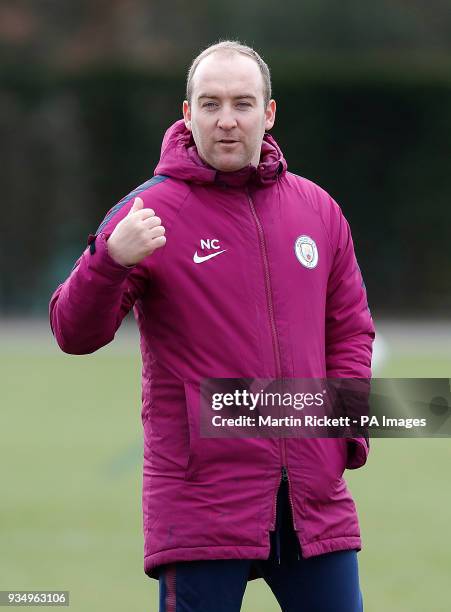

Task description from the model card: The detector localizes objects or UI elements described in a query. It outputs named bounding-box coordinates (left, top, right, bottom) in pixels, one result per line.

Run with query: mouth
left=218, top=139, right=239, bottom=144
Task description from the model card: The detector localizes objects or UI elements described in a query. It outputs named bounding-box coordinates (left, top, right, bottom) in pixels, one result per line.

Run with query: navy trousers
left=158, top=479, right=364, bottom=612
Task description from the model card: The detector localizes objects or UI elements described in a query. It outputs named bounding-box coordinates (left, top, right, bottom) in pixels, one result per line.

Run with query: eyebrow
left=197, top=93, right=257, bottom=101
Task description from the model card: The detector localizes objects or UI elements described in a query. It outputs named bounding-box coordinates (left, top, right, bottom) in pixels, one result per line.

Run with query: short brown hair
left=186, top=40, right=272, bottom=108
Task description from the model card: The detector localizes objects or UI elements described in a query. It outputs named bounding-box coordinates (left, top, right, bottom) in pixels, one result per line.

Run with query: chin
left=214, top=158, right=248, bottom=173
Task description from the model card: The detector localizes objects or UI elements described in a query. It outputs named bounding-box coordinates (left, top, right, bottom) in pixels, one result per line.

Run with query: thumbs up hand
left=106, top=197, right=166, bottom=267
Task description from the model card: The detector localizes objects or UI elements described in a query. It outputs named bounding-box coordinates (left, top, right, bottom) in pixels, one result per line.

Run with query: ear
left=183, top=100, right=192, bottom=131
left=264, top=99, right=276, bottom=131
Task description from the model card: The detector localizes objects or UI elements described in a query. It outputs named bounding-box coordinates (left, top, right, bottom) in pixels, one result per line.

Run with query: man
left=50, top=40, right=375, bottom=612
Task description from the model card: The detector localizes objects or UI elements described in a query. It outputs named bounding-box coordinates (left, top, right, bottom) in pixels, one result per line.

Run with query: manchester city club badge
left=294, top=235, right=319, bottom=269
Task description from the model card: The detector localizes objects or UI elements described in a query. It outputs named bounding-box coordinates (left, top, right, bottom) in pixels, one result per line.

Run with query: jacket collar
left=154, top=119, right=287, bottom=188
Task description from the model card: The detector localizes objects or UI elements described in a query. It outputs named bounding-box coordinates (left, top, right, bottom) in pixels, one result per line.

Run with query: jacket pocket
left=183, top=380, right=263, bottom=481
left=345, top=436, right=369, bottom=470
left=298, top=436, right=348, bottom=502
left=183, top=380, right=203, bottom=480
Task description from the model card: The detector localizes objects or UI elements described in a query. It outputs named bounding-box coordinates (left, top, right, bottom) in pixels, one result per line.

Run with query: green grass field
left=1, top=322, right=451, bottom=611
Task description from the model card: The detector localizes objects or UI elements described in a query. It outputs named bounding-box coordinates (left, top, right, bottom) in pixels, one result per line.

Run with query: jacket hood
left=154, top=119, right=287, bottom=188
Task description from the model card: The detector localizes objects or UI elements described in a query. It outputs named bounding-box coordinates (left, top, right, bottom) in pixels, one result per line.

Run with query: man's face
left=183, top=52, right=276, bottom=172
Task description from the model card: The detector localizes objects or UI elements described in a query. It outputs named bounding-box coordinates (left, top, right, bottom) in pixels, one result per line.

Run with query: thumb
left=128, top=196, right=144, bottom=214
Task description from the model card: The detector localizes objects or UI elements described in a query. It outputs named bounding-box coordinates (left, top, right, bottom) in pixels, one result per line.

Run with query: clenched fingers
left=142, top=215, right=162, bottom=229
left=149, top=225, right=166, bottom=239
left=133, top=208, right=156, bottom=221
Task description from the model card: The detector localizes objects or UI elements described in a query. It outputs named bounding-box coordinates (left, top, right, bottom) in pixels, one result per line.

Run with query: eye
left=237, top=102, right=252, bottom=108
left=203, top=102, right=218, bottom=109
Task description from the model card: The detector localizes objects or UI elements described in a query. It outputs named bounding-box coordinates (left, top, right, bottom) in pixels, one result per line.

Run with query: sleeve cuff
left=345, top=437, right=369, bottom=470
left=85, top=232, right=136, bottom=279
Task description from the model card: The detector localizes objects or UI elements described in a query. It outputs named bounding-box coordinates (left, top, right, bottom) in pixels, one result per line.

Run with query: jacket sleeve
left=49, top=201, right=150, bottom=355
left=324, top=197, right=376, bottom=469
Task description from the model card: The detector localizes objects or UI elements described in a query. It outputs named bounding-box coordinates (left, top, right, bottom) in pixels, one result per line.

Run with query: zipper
left=271, top=474, right=279, bottom=530
left=246, top=189, right=282, bottom=378
left=246, top=188, right=297, bottom=532
left=274, top=467, right=299, bottom=564
left=281, top=466, right=297, bottom=530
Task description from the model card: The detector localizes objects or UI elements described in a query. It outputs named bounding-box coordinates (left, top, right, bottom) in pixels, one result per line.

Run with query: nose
left=217, top=106, right=238, bottom=131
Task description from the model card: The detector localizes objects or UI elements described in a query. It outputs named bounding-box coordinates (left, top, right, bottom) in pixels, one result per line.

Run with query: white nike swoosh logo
left=193, top=249, right=227, bottom=264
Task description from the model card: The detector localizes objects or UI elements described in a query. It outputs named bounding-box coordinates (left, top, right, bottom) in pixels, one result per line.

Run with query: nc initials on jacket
left=200, top=238, right=221, bottom=250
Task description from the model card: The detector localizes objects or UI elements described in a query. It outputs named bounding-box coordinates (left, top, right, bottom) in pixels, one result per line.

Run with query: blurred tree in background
left=1, top=0, right=450, bottom=63
left=0, top=0, right=450, bottom=314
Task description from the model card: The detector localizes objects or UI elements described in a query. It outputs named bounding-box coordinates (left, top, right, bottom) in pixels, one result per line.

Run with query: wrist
left=105, top=235, right=135, bottom=268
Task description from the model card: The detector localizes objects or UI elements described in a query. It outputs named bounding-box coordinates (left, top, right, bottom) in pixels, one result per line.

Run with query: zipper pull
left=281, top=466, right=288, bottom=482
